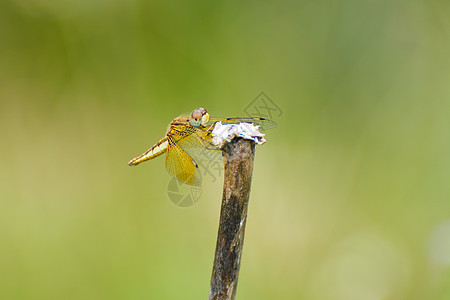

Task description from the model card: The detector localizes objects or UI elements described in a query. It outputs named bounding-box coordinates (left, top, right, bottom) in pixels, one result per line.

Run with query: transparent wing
left=176, top=127, right=223, bottom=163
left=165, top=136, right=202, bottom=186
left=207, top=117, right=277, bottom=131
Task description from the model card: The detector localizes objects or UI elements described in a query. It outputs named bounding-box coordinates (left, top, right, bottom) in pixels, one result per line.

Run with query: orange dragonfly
left=128, top=108, right=276, bottom=185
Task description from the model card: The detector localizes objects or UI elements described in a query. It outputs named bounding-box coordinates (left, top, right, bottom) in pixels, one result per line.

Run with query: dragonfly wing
left=176, top=127, right=223, bottom=163
left=165, top=136, right=202, bottom=186
left=208, top=117, right=277, bottom=131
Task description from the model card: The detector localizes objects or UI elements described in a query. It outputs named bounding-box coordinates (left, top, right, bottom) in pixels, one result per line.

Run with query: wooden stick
left=209, top=138, right=256, bottom=300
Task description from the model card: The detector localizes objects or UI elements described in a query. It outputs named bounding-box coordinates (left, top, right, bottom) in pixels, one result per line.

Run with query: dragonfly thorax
left=189, top=107, right=210, bottom=127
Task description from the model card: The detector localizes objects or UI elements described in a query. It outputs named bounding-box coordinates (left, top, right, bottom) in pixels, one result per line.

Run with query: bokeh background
left=1, top=0, right=449, bottom=299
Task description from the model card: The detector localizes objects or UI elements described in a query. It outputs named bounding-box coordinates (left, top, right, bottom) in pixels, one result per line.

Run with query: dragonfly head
left=190, top=107, right=210, bottom=127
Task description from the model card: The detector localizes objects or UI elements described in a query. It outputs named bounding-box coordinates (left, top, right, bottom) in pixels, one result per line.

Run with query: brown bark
left=209, top=138, right=255, bottom=300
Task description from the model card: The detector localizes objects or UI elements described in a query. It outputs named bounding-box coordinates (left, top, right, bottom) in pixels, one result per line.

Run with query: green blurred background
left=1, top=0, right=449, bottom=299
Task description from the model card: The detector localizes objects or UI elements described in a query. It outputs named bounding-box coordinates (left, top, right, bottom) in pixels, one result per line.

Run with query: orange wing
left=165, top=135, right=202, bottom=186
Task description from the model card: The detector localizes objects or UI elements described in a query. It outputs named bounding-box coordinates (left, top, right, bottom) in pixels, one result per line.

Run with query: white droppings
left=211, top=122, right=266, bottom=148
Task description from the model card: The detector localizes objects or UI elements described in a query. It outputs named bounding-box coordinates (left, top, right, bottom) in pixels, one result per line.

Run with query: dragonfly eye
left=201, top=112, right=210, bottom=126
left=190, top=108, right=209, bottom=127
left=191, top=109, right=203, bottom=119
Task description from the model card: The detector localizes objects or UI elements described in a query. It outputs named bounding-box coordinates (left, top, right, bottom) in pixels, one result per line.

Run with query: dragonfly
left=128, top=107, right=276, bottom=186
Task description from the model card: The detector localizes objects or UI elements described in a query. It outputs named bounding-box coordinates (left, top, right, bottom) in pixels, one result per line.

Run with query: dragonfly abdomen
left=128, top=137, right=168, bottom=166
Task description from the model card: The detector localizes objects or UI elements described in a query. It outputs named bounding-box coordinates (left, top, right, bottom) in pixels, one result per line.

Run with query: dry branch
left=209, top=138, right=255, bottom=300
